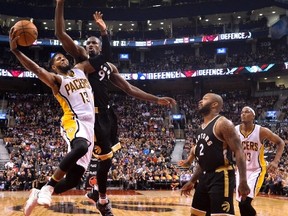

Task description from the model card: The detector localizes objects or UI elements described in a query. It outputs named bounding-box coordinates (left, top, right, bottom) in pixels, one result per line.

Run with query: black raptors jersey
left=195, top=115, right=233, bottom=172
left=88, top=62, right=112, bottom=107
left=87, top=34, right=111, bottom=107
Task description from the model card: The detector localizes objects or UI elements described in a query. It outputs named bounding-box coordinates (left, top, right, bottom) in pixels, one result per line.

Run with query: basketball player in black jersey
left=55, top=1, right=176, bottom=215
left=181, top=93, right=250, bottom=216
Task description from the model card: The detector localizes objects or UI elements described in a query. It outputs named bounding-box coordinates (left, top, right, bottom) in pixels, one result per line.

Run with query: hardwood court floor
left=0, top=189, right=287, bottom=216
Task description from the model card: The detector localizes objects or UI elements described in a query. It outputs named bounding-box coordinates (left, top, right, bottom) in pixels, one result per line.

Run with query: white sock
left=93, top=185, right=99, bottom=191
left=99, top=197, right=108, bottom=205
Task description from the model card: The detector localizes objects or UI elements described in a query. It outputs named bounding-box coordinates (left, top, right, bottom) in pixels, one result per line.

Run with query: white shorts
left=61, top=117, right=94, bottom=170
left=235, top=167, right=266, bottom=202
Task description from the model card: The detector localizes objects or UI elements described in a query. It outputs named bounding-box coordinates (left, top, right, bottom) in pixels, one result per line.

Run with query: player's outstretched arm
left=55, top=0, right=87, bottom=62
left=93, top=11, right=107, bottom=35
left=93, top=11, right=111, bottom=61
left=108, top=63, right=176, bottom=106
left=10, top=28, right=58, bottom=92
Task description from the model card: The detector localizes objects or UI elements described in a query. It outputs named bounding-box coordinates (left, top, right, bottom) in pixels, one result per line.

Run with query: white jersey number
left=199, top=144, right=204, bottom=156
left=99, top=64, right=111, bottom=81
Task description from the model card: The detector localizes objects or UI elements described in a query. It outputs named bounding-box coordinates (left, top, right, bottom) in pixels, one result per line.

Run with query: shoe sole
left=23, top=199, right=35, bottom=216
left=96, top=201, right=114, bottom=216
left=37, top=199, right=51, bottom=207
left=23, top=188, right=39, bottom=216
left=38, top=203, right=50, bottom=208
left=85, top=193, right=97, bottom=205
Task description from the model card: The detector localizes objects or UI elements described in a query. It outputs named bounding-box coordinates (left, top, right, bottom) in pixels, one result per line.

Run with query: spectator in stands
left=170, top=171, right=180, bottom=190
left=261, top=173, right=273, bottom=194
left=0, top=171, right=6, bottom=191
left=23, top=172, right=33, bottom=191
left=4, top=160, right=14, bottom=170
left=282, top=170, right=288, bottom=196
left=179, top=170, right=192, bottom=187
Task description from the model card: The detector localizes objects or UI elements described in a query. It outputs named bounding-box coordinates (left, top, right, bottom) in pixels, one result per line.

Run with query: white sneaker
left=24, top=188, right=40, bottom=216
left=37, top=185, right=54, bottom=207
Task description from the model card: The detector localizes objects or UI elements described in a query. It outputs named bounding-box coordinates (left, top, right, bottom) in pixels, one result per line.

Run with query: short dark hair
left=48, top=52, right=62, bottom=71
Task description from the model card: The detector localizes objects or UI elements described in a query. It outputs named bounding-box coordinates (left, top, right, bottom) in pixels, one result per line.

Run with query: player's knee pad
left=97, top=158, right=112, bottom=174
left=71, top=137, right=90, bottom=157
left=238, top=197, right=256, bottom=216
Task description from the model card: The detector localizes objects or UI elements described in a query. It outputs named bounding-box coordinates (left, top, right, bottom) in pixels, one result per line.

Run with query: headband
left=244, top=106, right=255, bottom=115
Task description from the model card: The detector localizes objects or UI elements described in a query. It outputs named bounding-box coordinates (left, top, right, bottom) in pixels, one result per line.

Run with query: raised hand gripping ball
left=13, top=20, right=38, bottom=46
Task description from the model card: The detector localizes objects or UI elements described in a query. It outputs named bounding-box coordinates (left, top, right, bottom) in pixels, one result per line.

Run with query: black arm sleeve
left=89, top=55, right=105, bottom=71
left=101, top=34, right=111, bottom=62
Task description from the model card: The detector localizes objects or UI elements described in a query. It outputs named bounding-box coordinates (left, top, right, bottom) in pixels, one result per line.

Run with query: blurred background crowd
left=0, top=0, right=288, bottom=198
left=0, top=92, right=287, bottom=197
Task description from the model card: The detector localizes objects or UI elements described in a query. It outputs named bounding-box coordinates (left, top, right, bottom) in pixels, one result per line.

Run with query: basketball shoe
left=24, top=188, right=40, bottom=216
left=85, top=188, right=99, bottom=204
left=37, top=185, right=54, bottom=206
left=96, top=199, right=114, bottom=216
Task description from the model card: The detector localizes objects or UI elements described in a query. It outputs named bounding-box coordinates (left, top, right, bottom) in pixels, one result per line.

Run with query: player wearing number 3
left=235, top=106, right=284, bottom=216
left=9, top=28, right=108, bottom=216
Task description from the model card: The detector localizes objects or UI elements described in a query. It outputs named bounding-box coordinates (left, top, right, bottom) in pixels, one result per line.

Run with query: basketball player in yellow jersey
left=235, top=106, right=284, bottom=216
left=9, top=28, right=107, bottom=216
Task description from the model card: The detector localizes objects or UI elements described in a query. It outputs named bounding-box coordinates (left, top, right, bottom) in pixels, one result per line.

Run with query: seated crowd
left=0, top=37, right=287, bottom=78
left=0, top=91, right=288, bottom=196
left=0, top=0, right=269, bottom=42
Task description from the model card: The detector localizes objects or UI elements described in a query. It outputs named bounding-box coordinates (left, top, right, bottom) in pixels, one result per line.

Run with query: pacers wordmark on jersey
left=64, top=78, right=91, bottom=96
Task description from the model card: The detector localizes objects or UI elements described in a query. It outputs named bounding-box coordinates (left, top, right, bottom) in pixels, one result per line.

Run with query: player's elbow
left=55, top=31, right=61, bottom=39
left=278, top=140, right=285, bottom=149
left=55, top=31, right=66, bottom=40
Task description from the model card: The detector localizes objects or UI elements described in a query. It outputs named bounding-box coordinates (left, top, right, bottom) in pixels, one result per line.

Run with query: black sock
left=47, top=176, right=59, bottom=187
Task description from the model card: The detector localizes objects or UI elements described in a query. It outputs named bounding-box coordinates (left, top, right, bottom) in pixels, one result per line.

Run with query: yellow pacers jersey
left=235, top=124, right=266, bottom=170
left=55, top=68, right=95, bottom=143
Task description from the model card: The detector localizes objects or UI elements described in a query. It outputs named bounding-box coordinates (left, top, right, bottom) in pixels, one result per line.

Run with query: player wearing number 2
left=181, top=93, right=250, bottom=216
left=235, top=106, right=284, bottom=216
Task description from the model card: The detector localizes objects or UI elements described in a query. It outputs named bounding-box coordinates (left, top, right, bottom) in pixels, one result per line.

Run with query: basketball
left=12, top=20, right=38, bottom=46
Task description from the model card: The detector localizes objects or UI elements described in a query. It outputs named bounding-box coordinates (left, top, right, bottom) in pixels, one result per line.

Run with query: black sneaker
left=96, top=200, right=114, bottom=216
left=85, top=189, right=99, bottom=204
